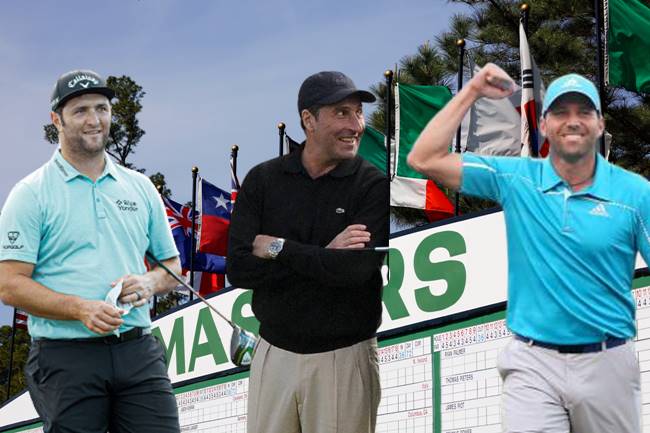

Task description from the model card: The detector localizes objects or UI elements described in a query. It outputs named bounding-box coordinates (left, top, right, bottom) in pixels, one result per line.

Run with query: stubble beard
left=65, top=130, right=110, bottom=159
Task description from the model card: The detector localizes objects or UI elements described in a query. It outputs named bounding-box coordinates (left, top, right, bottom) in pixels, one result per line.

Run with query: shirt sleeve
left=0, top=182, right=42, bottom=264
left=276, top=171, right=388, bottom=287
left=636, top=188, right=650, bottom=267
left=226, top=167, right=296, bottom=290
left=460, top=153, right=517, bottom=204
left=144, top=181, right=179, bottom=261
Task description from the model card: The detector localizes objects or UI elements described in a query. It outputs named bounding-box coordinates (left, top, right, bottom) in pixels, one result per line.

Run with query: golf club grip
left=145, top=252, right=234, bottom=327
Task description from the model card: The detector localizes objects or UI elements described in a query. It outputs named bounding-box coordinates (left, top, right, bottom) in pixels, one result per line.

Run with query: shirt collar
left=51, top=148, right=118, bottom=183
left=282, top=146, right=360, bottom=178
left=540, top=153, right=611, bottom=200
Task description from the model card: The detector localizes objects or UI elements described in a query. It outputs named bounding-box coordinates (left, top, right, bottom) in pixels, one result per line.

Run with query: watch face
left=268, top=239, right=284, bottom=258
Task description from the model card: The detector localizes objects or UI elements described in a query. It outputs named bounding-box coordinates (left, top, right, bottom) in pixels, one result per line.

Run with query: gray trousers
left=497, top=337, right=641, bottom=433
left=25, top=334, right=179, bottom=433
left=247, top=337, right=381, bottom=433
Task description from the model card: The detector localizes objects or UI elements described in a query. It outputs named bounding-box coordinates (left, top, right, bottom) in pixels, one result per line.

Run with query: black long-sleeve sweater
left=226, top=149, right=389, bottom=353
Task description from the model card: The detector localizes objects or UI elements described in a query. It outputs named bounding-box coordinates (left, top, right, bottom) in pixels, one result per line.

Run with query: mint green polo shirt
left=462, top=152, right=650, bottom=344
left=0, top=149, right=178, bottom=339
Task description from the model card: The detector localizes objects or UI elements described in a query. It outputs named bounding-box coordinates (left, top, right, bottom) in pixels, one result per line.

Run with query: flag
left=519, top=21, right=549, bottom=157
left=196, top=272, right=226, bottom=295
left=357, top=125, right=387, bottom=172
left=230, top=153, right=241, bottom=205
left=284, top=133, right=303, bottom=154
left=393, top=83, right=455, bottom=220
left=14, top=309, right=27, bottom=331
left=163, top=196, right=226, bottom=275
left=461, top=65, right=522, bottom=156
left=197, top=178, right=231, bottom=256
left=605, top=0, right=650, bottom=93
left=178, top=269, right=225, bottom=297
left=358, top=116, right=454, bottom=222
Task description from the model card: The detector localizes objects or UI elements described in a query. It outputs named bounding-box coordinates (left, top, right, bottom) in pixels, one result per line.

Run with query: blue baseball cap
left=542, top=73, right=601, bottom=116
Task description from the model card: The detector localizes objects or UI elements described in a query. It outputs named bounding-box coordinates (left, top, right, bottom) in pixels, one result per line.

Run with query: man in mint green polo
left=407, top=63, right=650, bottom=432
left=0, top=70, right=182, bottom=433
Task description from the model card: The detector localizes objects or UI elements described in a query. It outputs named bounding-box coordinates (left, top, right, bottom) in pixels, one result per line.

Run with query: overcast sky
left=0, top=0, right=468, bottom=326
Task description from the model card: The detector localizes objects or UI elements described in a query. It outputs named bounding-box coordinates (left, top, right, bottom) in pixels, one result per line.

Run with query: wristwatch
left=267, top=238, right=285, bottom=260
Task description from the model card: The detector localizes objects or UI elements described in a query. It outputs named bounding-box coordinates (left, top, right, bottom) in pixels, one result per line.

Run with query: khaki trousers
left=497, top=337, right=641, bottom=433
left=247, top=337, right=380, bottom=433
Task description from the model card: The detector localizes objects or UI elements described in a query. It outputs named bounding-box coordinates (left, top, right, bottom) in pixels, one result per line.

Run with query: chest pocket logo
left=335, top=208, right=345, bottom=214
left=116, top=199, right=139, bottom=212
left=588, top=203, right=609, bottom=218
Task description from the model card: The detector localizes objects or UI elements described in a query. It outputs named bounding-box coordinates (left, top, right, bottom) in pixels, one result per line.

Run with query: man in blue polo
left=0, top=70, right=182, bottom=433
left=407, top=63, right=650, bottom=432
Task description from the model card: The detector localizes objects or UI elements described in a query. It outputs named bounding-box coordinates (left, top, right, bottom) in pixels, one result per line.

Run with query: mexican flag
left=359, top=83, right=455, bottom=221
left=605, top=0, right=650, bottom=93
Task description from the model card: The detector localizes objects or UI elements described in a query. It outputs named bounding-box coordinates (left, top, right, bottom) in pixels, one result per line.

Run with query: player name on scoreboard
left=435, top=319, right=511, bottom=433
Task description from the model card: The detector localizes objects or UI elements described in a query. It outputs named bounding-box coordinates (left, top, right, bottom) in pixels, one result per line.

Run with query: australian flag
left=163, top=196, right=226, bottom=274
left=198, top=178, right=231, bottom=256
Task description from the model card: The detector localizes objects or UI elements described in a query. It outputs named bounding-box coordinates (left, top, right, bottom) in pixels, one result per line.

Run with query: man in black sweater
left=227, top=71, right=389, bottom=433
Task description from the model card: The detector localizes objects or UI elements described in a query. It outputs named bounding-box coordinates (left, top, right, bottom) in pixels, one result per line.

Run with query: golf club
left=145, top=252, right=257, bottom=367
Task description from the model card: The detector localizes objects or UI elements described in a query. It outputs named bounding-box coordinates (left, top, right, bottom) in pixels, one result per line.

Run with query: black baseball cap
left=50, top=69, right=115, bottom=111
left=298, top=71, right=376, bottom=113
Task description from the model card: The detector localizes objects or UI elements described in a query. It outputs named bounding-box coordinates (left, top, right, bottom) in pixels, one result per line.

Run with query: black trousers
left=25, top=334, right=180, bottom=433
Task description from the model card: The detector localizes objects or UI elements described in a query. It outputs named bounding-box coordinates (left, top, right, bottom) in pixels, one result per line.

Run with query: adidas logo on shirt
left=589, top=203, right=610, bottom=218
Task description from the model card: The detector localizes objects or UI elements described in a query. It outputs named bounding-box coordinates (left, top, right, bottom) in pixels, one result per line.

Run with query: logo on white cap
left=68, top=74, right=99, bottom=89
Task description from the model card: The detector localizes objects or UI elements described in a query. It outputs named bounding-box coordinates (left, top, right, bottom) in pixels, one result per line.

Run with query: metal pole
left=595, top=0, right=607, bottom=156
left=520, top=3, right=538, bottom=158
left=152, top=183, right=162, bottom=315
left=383, top=70, right=393, bottom=180
left=189, top=166, right=199, bottom=301
left=278, top=122, right=286, bottom=157
left=231, top=145, right=239, bottom=177
left=454, top=38, right=466, bottom=216
left=4, top=309, right=17, bottom=401
left=521, top=3, right=529, bottom=36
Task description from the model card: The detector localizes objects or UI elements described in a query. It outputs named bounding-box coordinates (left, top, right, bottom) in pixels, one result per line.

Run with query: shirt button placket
left=94, top=183, right=107, bottom=219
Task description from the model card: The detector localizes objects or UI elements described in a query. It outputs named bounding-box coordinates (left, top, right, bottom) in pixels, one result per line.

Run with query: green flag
left=358, top=125, right=387, bottom=173
left=392, top=84, right=454, bottom=219
left=396, top=84, right=453, bottom=179
left=357, top=85, right=455, bottom=221
left=606, top=0, right=650, bottom=93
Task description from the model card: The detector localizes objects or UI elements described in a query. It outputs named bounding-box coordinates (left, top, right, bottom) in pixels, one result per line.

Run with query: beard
left=64, top=130, right=110, bottom=158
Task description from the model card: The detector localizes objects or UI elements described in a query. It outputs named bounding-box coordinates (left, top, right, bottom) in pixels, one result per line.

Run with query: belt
left=36, top=327, right=151, bottom=345
left=514, top=334, right=627, bottom=354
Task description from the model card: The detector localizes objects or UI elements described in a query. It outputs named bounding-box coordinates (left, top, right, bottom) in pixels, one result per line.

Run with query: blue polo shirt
left=462, top=152, right=650, bottom=344
left=0, top=149, right=178, bottom=339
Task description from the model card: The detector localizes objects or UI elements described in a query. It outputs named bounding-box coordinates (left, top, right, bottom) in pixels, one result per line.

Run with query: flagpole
left=521, top=3, right=529, bottom=36
left=520, top=3, right=538, bottom=158
left=231, top=145, right=239, bottom=176
left=4, top=309, right=17, bottom=401
left=152, top=184, right=164, bottom=317
left=594, top=0, right=607, bottom=156
left=383, top=70, right=393, bottom=180
left=190, top=166, right=199, bottom=301
left=278, top=122, right=286, bottom=157
left=454, top=38, right=466, bottom=216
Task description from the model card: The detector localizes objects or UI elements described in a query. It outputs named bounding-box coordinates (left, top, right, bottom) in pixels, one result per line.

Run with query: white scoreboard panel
left=175, top=372, right=249, bottom=433
left=433, top=312, right=508, bottom=433
left=633, top=282, right=650, bottom=432
left=377, top=332, right=434, bottom=433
